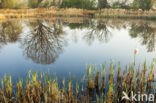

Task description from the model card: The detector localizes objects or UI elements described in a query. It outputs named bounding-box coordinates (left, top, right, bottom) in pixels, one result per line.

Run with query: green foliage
left=112, top=2, right=130, bottom=9
left=132, top=0, right=139, bottom=10
left=61, top=0, right=96, bottom=10
left=132, top=0, right=154, bottom=10
left=39, top=0, right=62, bottom=7
left=28, top=0, right=38, bottom=8
left=0, top=0, right=155, bottom=10
left=98, top=0, right=109, bottom=9
left=0, top=0, right=22, bottom=9
left=28, top=0, right=43, bottom=8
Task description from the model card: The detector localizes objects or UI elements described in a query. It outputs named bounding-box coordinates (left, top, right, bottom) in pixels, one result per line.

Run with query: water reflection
left=21, top=20, right=66, bottom=64
left=66, top=20, right=91, bottom=29
left=67, top=19, right=112, bottom=45
left=130, top=22, right=156, bottom=52
left=84, top=20, right=112, bottom=45
left=0, top=18, right=155, bottom=65
left=0, top=20, right=22, bottom=50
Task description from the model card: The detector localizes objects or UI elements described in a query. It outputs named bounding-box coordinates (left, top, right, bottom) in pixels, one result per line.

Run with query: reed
left=0, top=8, right=156, bottom=20
left=0, top=61, right=155, bottom=103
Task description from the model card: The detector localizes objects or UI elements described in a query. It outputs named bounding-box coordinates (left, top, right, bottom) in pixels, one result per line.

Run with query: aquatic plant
left=0, top=61, right=155, bottom=103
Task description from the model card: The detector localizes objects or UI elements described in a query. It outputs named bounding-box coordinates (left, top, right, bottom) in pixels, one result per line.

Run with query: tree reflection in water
left=0, top=19, right=155, bottom=65
left=0, top=20, right=22, bottom=50
left=130, top=23, right=156, bottom=52
left=83, top=20, right=112, bottom=45
left=21, top=20, right=66, bottom=65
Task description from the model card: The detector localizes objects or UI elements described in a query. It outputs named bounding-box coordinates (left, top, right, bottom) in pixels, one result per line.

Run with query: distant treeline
left=0, top=0, right=155, bottom=10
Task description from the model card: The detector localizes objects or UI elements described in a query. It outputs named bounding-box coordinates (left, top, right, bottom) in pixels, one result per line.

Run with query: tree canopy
left=0, top=0, right=155, bottom=10
left=61, top=0, right=96, bottom=10
left=98, top=0, right=109, bottom=9
left=0, top=0, right=22, bottom=8
left=132, top=0, right=155, bottom=10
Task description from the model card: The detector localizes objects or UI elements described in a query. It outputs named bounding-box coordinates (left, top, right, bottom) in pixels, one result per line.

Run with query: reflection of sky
left=0, top=23, right=155, bottom=83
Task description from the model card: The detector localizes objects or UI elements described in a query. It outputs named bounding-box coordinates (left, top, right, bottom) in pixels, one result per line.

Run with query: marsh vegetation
left=0, top=0, right=156, bottom=20
left=0, top=61, right=155, bottom=102
left=0, top=1, right=155, bottom=103
left=0, top=18, right=155, bottom=102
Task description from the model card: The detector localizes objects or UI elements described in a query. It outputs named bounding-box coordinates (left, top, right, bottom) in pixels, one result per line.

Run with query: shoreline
left=0, top=8, right=156, bottom=20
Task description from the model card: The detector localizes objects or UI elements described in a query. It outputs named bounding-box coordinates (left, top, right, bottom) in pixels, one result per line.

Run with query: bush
left=132, top=0, right=154, bottom=10
left=112, top=2, right=130, bottom=9
left=28, top=0, right=39, bottom=8
left=61, top=0, right=96, bottom=10
left=0, top=0, right=21, bottom=9
left=39, top=0, right=62, bottom=8
left=98, top=0, right=109, bottom=9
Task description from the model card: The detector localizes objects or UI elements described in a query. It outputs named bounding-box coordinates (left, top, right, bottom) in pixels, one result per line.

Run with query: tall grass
left=0, top=61, right=155, bottom=102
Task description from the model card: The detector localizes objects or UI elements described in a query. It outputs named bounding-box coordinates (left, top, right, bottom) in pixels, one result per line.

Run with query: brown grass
left=0, top=61, right=155, bottom=103
left=0, top=8, right=156, bottom=20
left=0, top=8, right=95, bottom=20
left=0, top=14, right=6, bottom=20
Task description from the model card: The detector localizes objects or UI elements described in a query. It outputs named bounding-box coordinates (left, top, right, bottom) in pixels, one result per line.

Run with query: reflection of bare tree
left=0, top=20, right=22, bottom=52
left=83, top=20, right=112, bottom=45
left=130, top=23, right=156, bottom=52
left=0, top=20, right=22, bottom=43
left=22, top=20, right=66, bottom=65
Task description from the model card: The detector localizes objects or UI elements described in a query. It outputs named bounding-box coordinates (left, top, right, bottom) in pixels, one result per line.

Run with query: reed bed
left=0, top=61, right=155, bottom=103
left=96, top=9, right=156, bottom=20
left=0, top=8, right=156, bottom=20
left=0, top=8, right=95, bottom=20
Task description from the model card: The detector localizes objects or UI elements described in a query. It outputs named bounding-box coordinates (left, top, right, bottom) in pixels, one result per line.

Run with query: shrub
left=112, top=2, right=130, bottom=9
left=98, top=0, right=109, bottom=9
left=61, top=0, right=96, bottom=10
left=0, top=0, right=22, bottom=9
left=132, top=0, right=154, bottom=10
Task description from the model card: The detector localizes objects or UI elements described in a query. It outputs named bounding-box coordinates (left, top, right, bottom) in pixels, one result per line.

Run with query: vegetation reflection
left=0, top=20, right=22, bottom=50
left=130, top=22, right=156, bottom=52
left=0, top=20, right=22, bottom=43
left=84, top=19, right=112, bottom=45
left=21, top=19, right=66, bottom=64
left=0, top=19, right=155, bottom=64
left=66, top=19, right=112, bottom=45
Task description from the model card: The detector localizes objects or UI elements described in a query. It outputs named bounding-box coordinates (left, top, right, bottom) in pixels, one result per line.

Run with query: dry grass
left=96, top=9, right=156, bottom=20
left=0, top=8, right=95, bottom=20
left=0, top=14, right=6, bottom=20
left=0, top=61, right=155, bottom=103
left=0, top=8, right=156, bottom=20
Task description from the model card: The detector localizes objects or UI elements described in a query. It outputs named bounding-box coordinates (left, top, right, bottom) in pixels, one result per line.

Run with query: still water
left=0, top=18, right=155, bottom=83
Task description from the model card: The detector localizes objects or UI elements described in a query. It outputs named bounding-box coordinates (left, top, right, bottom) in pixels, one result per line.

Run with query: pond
left=0, top=18, right=155, bottom=84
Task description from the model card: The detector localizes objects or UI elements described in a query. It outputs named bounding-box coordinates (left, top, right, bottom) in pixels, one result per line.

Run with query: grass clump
left=0, top=61, right=155, bottom=102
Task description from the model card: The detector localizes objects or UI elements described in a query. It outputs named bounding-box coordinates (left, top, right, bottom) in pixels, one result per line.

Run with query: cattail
left=0, top=61, right=154, bottom=102
left=134, top=48, right=139, bottom=55
left=134, top=48, right=139, bottom=65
